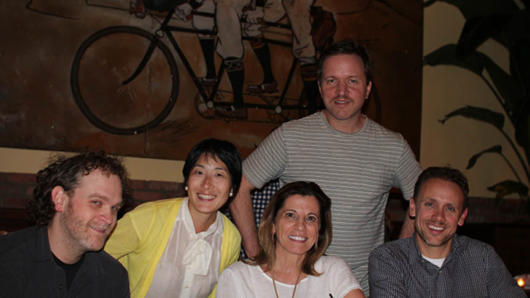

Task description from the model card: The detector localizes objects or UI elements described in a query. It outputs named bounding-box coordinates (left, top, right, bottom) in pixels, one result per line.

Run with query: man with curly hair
left=0, top=152, right=131, bottom=297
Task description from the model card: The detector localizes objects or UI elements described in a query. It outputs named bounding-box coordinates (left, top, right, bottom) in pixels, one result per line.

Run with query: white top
left=422, top=255, right=445, bottom=268
left=216, top=255, right=361, bottom=298
left=145, top=197, right=223, bottom=298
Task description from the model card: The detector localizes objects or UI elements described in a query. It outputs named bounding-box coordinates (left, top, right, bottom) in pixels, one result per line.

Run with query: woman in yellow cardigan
left=105, top=138, right=242, bottom=298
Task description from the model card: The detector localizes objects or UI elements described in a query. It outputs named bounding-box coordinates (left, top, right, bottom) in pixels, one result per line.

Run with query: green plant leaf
left=425, top=46, right=523, bottom=121
left=439, top=106, right=505, bottom=130
left=482, top=57, right=524, bottom=117
left=456, top=11, right=530, bottom=51
left=466, top=145, right=502, bottom=169
left=424, top=46, right=524, bottom=121
left=424, top=44, right=485, bottom=75
left=514, top=97, right=530, bottom=166
left=438, top=0, right=524, bottom=49
left=487, top=180, right=529, bottom=198
left=510, top=40, right=530, bottom=96
left=500, top=11, right=530, bottom=48
left=457, top=15, right=512, bottom=56
left=423, top=0, right=436, bottom=7
left=437, top=0, right=518, bottom=20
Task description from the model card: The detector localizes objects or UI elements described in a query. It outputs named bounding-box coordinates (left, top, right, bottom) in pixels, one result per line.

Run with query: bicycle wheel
left=71, top=26, right=179, bottom=135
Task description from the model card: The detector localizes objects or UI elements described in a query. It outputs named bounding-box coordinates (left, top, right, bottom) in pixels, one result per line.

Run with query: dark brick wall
left=0, top=172, right=35, bottom=209
left=128, top=179, right=186, bottom=205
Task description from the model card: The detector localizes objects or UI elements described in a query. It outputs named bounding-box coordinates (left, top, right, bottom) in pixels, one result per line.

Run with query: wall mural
left=1, top=0, right=422, bottom=160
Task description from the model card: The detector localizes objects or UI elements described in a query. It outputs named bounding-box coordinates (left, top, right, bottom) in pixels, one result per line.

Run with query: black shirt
left=0, top=226, right=130, bottom=298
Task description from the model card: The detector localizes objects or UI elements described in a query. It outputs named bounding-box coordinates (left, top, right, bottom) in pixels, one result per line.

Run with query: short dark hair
left=182, top=138, right=242, bottom=197
left=317, top=40, right=373, bottom=83
left=413, top=167, right=469, bottom=209
left=252, top=181, right=332, bottom=276
left=28, top=151, right=130, bottom=225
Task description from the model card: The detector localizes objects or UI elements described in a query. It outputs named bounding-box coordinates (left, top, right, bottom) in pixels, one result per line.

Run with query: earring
left=185, top=186, right=188, bottom=192
left=229, top=191, right=233, bottom=197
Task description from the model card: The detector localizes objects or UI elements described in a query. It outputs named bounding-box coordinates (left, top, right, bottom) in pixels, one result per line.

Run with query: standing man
left=369, top=167, right=526, bottom=297
left=0, top=152, right=130, bottom=297
left=230, top=40, right=422, bottom=293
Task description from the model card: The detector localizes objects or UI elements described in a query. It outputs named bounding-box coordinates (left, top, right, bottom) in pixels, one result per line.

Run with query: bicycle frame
left=127, top=7, right=306, bottom=112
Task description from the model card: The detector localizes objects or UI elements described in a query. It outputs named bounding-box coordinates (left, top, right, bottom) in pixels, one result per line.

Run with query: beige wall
left=421, top=2, right=527, bottom=197
left=0, top=147, right=184, bottom=182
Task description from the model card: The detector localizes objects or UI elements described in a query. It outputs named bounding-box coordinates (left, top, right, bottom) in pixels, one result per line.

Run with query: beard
left=60, top=205, right=109, bottom=253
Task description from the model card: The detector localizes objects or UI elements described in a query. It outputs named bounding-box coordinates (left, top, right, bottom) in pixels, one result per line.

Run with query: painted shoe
left=200, top=77, right=217, bottom=88
left=247, top=81, right=278, bottom=94
left=215, top=105, right=248, bottom=119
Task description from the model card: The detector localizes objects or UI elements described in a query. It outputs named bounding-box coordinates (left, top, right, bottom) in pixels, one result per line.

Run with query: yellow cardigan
left=105, top=198, right=241, bottom=298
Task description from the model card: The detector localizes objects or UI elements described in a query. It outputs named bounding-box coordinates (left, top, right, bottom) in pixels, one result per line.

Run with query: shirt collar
left=33, top=226, right=54, bottom=262
left=180, top=197, right=222, bottom=238
left=411, top=232, right=461, bottom=267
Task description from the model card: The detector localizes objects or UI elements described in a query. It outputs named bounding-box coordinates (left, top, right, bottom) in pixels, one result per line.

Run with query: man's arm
left=393, top=139, right=421, bottom=239
left=229, top=175, right=260, bottom=258
left=399, top=205, right=414, bottom=238
left=368, top=246, right=408, bottom=297
left=486, top=245, right=527, bottom=297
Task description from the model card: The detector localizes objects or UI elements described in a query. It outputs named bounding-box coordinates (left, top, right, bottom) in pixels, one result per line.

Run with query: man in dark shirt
left=369, top=167, right=526, bottom=297
left=0, top=152, right=130, bottom=298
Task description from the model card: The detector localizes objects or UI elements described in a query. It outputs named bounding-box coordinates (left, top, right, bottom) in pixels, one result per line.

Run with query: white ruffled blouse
left=145, top=197, right=223, bottom=298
